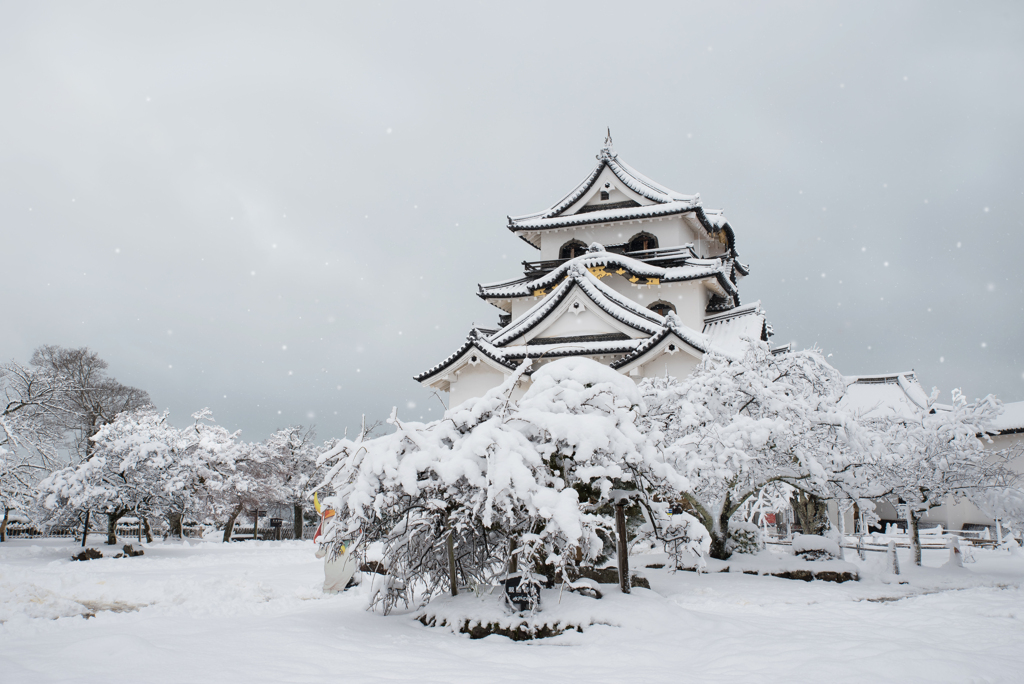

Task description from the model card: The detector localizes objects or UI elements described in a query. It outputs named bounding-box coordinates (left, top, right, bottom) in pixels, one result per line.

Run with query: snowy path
left=1, top=539, right=1022, bottom=683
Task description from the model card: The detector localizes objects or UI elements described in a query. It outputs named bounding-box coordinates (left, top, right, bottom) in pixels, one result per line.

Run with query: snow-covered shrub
left=791, top=534, right=841, bottom=561
left=726, top=521, right=764, bottom=555
left=318, top=358, right=663, bottom=612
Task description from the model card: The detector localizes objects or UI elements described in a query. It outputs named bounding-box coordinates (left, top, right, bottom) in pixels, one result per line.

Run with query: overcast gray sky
left=2, top=1, right=1022, bottom=443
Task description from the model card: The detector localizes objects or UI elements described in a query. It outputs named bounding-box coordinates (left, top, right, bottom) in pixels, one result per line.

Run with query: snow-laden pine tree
left=318, top=357, right=673, bottom=611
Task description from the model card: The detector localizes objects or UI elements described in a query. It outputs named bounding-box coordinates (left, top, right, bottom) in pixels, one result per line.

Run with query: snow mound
left=0, top=580, right=90, bottom=624
left=792, top=534, right=841, bottom=560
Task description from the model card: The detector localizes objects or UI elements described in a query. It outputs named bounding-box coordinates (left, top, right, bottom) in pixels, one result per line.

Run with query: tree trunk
left=81, top=510, right=91, bottom=547
left=293, top=503, right=304, bottom=541
left=908, top=510, right=922, bottom=566
left=790, top=492, right=830, bottom=536
left=142, top=516, right=153, bottom=543
left=836, top=504, right=846, bottom=560
left=615, top=501, right=630, bottom=594
left=446, top=518, right=458, bottom=597
left=0, top=507, right=9, bottom=542
left=106, top=510, right=126, bottom=545
left=167, top=511, right=183, bottom=539
left=222, top=503, right=244, bottom=543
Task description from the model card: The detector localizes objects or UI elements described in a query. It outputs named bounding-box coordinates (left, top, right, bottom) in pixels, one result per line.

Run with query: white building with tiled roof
left=837, top=373, right=1024, bottom=534
left=415, top=133, right=772, bottom=406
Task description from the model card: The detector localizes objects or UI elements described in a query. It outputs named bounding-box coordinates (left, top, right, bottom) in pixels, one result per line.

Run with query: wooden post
left=615, top=500, right=630, bottom=594
left=138, top=519, right=143, bottom=543
left=253, top=509, right=259, bottom=541
left=81, top=510, right=91, bottom=548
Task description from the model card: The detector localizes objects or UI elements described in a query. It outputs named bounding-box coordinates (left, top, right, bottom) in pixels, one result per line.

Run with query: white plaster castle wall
left=637, top=350, right=700, bottom=382
left=605, top=278, right=707, bottom=332
left=448, top=363, right=506, bottom=408
left=524, top=306, right=633, bottom=341
left=537, top=215, right=696, bottom=261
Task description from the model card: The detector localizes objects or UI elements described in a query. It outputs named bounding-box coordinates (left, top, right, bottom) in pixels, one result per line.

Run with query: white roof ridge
left=844, top=371, right=916, bottom=383
left=704, top=301, right=763, bottom=324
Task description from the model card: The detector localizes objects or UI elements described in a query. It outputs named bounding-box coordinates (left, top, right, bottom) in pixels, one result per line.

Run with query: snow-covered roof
left=839, top=372, right=931, bottom=421
left=610, top=313, right=708, bottom=370
left=478, top=249, right=737, bottom=303
left=510, top=143, right=695, bottom=224
left=991, top=401, right=1024, bottom=434
left=412, top=330, right=519, bottom=385
left=702, top=302, right=770, bottom=356
left=506, top=141, right=737, bottom=254
left=487, top=263, right=666, bottom=347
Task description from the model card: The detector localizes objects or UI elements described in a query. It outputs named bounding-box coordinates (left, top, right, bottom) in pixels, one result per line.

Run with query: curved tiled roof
left=412, top=330, right=518, bottom=384
left=486, top=264, right=664, bottom=347
left=478, top=250, right=738, bottom=301
left=610, top=313, right=708, bottom=370
left=505, top=146, right=737, bottom=255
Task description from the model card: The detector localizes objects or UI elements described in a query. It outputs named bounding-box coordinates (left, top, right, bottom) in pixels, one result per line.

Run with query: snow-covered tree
left=41, top=407, right=248, bottom=543
left=318, top=358, right=663, bottom=611
left=29, top=345, right=150, bottom=461
left=640, top=343, right=863, bottom=560
left=1, top=361, right=71, bottom=540
left=260, top=426, right=322, bottom=540
left=867, top=390, right=1020, bottom=565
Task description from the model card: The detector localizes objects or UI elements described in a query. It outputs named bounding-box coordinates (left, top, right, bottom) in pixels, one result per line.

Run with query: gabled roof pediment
left=488, top=263, right=664, bottom=348
left=611, top=313, right=708, bottom=373
left=413, top=330, right=518, bottom=390
left=508, top=136, right=698, bottom=226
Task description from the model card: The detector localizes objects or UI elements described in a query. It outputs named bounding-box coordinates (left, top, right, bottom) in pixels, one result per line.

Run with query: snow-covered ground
left=2, top=537, right=1022, bottom=683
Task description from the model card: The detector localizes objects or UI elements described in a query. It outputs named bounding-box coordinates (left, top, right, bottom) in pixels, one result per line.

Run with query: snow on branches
left=318, top=358, right=668, bottom=610
left=639, top=342, right=862, bottom=560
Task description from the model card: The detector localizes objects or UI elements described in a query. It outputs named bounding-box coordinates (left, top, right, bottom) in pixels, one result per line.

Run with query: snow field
left=1, top=538, right=1022, bottom=684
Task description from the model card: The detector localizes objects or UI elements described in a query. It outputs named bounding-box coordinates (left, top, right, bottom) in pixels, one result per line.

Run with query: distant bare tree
left=30, top=345, right=151, bottom=461
left=29, top=345, right=150, bottom=542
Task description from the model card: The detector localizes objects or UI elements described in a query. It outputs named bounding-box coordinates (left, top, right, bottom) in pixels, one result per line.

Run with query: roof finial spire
left=598, top=127, right=616, bottom=160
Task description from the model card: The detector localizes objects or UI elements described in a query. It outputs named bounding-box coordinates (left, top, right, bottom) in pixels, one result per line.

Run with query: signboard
left=269, top=518, right=283, bottom=528
left=502, top=574, right=541, bottom=613
left=258, top=510, right=268, bottom=517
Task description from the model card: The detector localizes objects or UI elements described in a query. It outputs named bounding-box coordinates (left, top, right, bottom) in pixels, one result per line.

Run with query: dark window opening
left=648, top=300, right=676, bottom=317
left=628, top=232, right=658, bottom=253
left=559, top=240, right=587, bottom=260
left=600, top=183, right=611, bottom=201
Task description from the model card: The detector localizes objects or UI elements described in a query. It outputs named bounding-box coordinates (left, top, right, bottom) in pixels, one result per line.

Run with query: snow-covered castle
left=416, top=133, right=774, bottom=406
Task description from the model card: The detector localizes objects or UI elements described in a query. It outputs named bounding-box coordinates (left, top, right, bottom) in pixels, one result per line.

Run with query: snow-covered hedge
left=727, top=521, right=764, bottom=555
left=317, top=357, right=714, bottom=611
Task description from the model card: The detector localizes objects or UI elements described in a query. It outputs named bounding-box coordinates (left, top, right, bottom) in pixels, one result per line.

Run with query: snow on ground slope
left=1, top=538, right=1022, bottom=684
